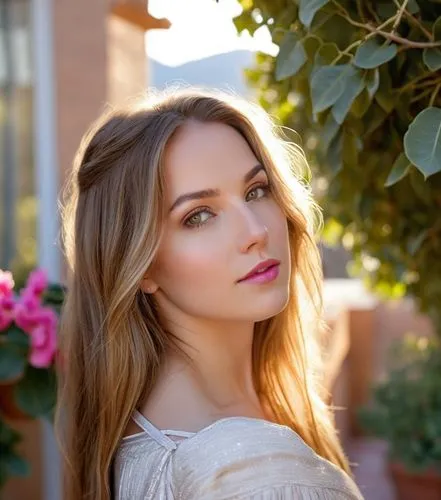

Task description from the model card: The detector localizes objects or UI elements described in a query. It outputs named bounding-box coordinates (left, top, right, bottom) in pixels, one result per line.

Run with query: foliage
left=0, top=420, right=30, bottom=489
left=234, top=0, right=441, bottom=332
left=0, top=269, right=64, bottom=490
left=358, top=335, right=441, bottom=473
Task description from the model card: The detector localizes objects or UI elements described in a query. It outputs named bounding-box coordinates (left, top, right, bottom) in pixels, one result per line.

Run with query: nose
left=237, top=205, right=269, bottom=254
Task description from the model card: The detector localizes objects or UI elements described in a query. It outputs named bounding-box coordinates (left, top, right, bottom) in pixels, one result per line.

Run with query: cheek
left=153, top=231, right=227, bottom=291
left=267, top=204, right=289, bottom=244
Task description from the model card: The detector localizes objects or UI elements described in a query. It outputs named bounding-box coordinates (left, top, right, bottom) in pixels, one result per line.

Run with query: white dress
left=113, top=410, right=364, bottom=499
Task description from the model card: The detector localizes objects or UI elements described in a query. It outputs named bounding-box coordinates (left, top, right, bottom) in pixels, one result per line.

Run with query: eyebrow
left=168, top=164, right=266, bottom=213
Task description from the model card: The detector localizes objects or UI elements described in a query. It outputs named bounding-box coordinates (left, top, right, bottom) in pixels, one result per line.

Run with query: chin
left=248, top=287, right=290, bottom=322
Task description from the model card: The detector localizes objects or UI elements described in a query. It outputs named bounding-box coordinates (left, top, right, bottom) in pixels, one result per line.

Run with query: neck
left=161, top=314, right=263, bottom=417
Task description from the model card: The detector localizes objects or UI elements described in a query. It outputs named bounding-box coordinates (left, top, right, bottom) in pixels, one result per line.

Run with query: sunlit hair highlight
left=56, top=87, right=351, bottom=500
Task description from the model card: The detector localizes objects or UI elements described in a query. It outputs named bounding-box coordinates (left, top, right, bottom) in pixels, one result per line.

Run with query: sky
left=147, top=0, right=277, bottom=66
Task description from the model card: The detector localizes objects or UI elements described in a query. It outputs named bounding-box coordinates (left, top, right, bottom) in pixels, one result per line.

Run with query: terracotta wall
left=1, top=419, right=44, bottom=500
left=54, top=0, right=148, bottom=191
left=53, top=0, right=108, bottom=190
left=328, top=295, right=434, bottom=445
left=372, top=298, right=434, bottom=380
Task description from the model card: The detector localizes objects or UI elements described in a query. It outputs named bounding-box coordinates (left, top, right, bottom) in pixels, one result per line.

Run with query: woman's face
left=147, top=120, right=291, bottom=323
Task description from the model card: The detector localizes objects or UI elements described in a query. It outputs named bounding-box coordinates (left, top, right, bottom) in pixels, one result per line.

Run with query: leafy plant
left=234, top=0, right=441, bottom=332
left=0, top=420, right=29, bottom=489
left=0, top=269, right=64, bottom=490
left=358, top=335, right=441, bottom=473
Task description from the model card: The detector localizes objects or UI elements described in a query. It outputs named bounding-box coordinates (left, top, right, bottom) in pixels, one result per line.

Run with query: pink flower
left=0, top=270, right=14, bottom=298
left=28, top=308, right=58, bottom=368
left=0, top=295, right=15, bottom=330
left=24, top=269, right=48, bottom=297
left=14, top=292, right=41, bottom=333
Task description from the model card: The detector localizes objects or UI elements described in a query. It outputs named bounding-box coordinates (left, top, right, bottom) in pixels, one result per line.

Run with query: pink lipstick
left=238, top=259, right=280, bottom=284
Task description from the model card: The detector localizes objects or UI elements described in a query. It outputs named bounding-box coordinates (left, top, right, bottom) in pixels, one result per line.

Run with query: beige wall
left=108, top=15, right=147, bottom=106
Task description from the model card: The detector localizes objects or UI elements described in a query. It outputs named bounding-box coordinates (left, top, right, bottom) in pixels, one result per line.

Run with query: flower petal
left=29, top=348, right=55, bottom=368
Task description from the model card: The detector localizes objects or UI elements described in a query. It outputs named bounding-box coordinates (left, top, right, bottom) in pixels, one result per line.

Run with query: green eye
left=184, top=210, right=212, bottom=228
left=246, top=184, right=270, bottom=201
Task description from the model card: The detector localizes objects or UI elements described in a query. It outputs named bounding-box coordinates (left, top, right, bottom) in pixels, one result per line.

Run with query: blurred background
left=1, top=1, right=440, bottom=499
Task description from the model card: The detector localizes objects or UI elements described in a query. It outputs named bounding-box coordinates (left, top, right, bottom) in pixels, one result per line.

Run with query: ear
left=140, top=276, right=159, bottom=294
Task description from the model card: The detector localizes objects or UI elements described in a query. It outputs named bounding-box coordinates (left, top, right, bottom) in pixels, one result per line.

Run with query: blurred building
left=0, top=1, right=168, bottom=499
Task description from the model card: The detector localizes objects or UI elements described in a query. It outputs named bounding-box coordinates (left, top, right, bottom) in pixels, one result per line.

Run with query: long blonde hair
left=56, top=88, right=350, bottom=500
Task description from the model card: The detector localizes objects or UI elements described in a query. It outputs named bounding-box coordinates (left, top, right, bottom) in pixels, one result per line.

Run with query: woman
left=56, top=88, right=363, bottom=499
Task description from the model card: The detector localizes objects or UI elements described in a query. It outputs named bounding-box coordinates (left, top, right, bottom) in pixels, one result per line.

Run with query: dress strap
left=132, top=409, right=177, bottom=451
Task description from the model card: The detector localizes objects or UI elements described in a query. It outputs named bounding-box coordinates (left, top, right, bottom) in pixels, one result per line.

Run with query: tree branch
left=399, top=74, right=441, bottom=93
left=356, top=0, right=366, bottom=23
left=391, top=0, right=409, bottom=36
left=429, top=83, right=441, bottom=107
left=331, top=3, right=441, bottom=49
left=375, top=29, right=441, bottom=48
left=392, top=0, right=434, bottom=40
left=366, top=2, right=381, bottom=24
left=410, top=87, right=433, bottom=104
left=331, top=40, right=362, bottom=65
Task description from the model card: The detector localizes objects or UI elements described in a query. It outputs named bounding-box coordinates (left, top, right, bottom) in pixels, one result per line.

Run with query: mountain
left=148, top=50, right=255, bottom=96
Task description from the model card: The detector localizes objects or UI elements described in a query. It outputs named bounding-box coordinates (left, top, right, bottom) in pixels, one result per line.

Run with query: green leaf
left=275, top=34, right=307, bottom=81
left=409, top=167, right=432, bottom=204
left=404, top=107, right=441, bottom=178
left=311, top=64, right=352, bottom=114
left=408, top=230, right=429, bottom=255
left=433, top=17, right=441, bottom=40
left=299, top=0, right=329, bottom=28
left=314, top=43, right=340, bottom=67
left=423, top=49, right=441, bottom=71
left=342, top=130, right=359, bottom=167
left=348, top=89, right=369, bottom=119
left=365, top=68, right=380, bottom=99
left=375, top=88, right=395, bottom=114
left=6, top=453, right=30, bottom=477
left=363, top=103, right=387, bottom=135
left=7, top=328, right=30, bottom=350
left=303, top=35, right=321, bottom=60
left=354, top=39, right=398, bottom=69
left=233, top=10, right=258, bottom=35
left=328, top=133, right=343, bottom=175
left=385, top=153, right=412, bottom=187
left=0, top=419, right=21, bottom=445
left=374, top=66, right=395, bottom=113
left=424, top=19, right=441, bottom=71
left=331, top=66, right=364, bottom=124
left=358, top=196, right=373, bottom=221
left=311, top=43, right=340, bottom=81
left=407, top=0, right=420, bottom=13
left=322, top=112, right=340, bottom=150
left=425, top=18, right=441, bottom=70
left=15, top=366, right=57, bottom=419
left=0, top=343, right=26, bottom=381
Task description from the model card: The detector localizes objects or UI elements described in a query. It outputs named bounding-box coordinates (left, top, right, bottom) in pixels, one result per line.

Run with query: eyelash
left=183, top=182, right=272, bottom=229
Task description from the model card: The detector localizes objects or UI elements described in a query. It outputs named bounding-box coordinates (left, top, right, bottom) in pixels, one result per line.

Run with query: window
left=0, top=0, right=35, bottom=287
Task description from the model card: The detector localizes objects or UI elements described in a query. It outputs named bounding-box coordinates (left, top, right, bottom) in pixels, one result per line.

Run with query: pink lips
left=238, top=259, right=281, bottom=284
